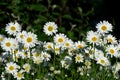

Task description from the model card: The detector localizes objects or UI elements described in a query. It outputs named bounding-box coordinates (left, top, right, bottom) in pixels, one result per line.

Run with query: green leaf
left=29, top=4, right=47, bottom=12
left=62, top=14, right=73, bottom=20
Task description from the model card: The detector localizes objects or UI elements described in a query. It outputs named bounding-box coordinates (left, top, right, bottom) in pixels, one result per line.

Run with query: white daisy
left=106, top=45, right=118, bottom=57
left=32, top=52, right=40, bottom=59
left=20, top=51, right=28, bottom=59
left=61, top=56, right=72, bottom=69
left=43, top=42, right=54, bottom=50
left=54, top=45, right=60, bottom=55
left=23, top=63, right=31, bottom=73
left=5, top=21, right=21, bottom=35
left=106, top=34, right=117, bottom=44
left=16, top=31, right=27, bottom=43
left=96, top=56, right=110, bottom=66
left=86, top=31, right=100, bottom=44
left=33, top=57, right=43, bottom=64
left=22, top=32, right=38, bottom=48
left=54, top=33, right=67, bottom=46
left=0, top=34, right=5, bottom=43
left=96, top=20, right=113, bottom=34
left=75, top=41, right=86, bottom=49
left=75, top=54, right=84, bottom=63
left=1, top=38, right=13, bottom=51
left=5, top=62, right=20, bottom=74
left=63, top=39, right=74, bottom=49
left=14, top=70, right=24, bottom=80
left=43, top=22, right=58, bottom=36
left=94, top=49, right=104, bottom=59
left=85, top=60, right=91, bottom=69
left=41, top=51, right=51, bottom=61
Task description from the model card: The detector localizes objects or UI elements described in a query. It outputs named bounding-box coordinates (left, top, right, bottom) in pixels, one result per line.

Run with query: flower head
left=22, top=32, right=38, bottom=48
left=86, top=31, right=100, bottom=44
left=96, top=20, right=113, bottom=34
left=5, top=62, right=20, bottom=74
left=5, top=21, right=21, bottom=35
left=43, top=22, right=58, bottom=36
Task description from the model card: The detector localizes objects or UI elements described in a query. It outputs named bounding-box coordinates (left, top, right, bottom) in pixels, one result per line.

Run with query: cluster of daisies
left=0, top=20, right=120, bottom=80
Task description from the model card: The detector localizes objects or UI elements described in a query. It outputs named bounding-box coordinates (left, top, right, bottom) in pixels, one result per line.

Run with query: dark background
left=0, top=0, right=120, bottom=40
left=92, top=0, right=120, bottom=39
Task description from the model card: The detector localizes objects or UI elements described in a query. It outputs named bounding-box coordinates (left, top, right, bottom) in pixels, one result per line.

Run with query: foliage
left=0, top=0, right=95, bottom=41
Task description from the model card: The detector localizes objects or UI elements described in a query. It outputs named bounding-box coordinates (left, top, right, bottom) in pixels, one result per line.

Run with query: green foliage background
left=0, top=0, right=100, bottom=41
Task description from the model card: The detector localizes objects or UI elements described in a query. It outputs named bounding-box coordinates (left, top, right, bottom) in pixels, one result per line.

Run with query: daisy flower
left=1, top=38, right=14, bottom=51
left=96, top=56, right=110, bottom=66
left=23, top=63, right=31, bottom=73
left=54, top=45, right=60, bottom=55
left=41, top=51, right=51, bottom=61
left=16, top=31, right=27, bottom=43
left=43, top=22, right=58, bottom=36
left=61, top=56, right=72, bottom=69
left=106, top=34, right=117, bottom=44
left=22, top=32, right=38, bottom=48
left=0, top=34, right=5, bottom=43
left=75, top=54, right=84, bottom=63
left=20, top=51, right=28, bottom=59
left=33, top=57, right=43, bottom=64
left=5, top=21, right=21, bottom=35
left=54, top=33, right=67, bottom=46
left=106, top=45, right=118, bottom=57
left=94, top=49, right=104, bottom=59
left=5, top=62, right=20, bottom=74
left=75, top=41, right=86, bottom=49
left=63, top=39, right=74, bottom=49
left=43, top=42, right=54, bottom=50
left=14, top=70, right=24, bottom=80
left=86, top=31, right=100, bottom=44
left=61, top=60, right=69, bottom=69
left=85, top=60, right=91, bottom=69
left=96, top=20, right=113, bottom=34
left=32, top=51, right=40, bottom=59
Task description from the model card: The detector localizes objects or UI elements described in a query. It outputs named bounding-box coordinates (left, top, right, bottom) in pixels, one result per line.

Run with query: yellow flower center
left=0, top=38, right=4, bottom=41
left=110, top=49, right=115, bottom=54
left=35, top=53, right=39, bottom=57
left=24, top=52, right=27, bottom=56
left=20, top=35, right=23, bottom=39
left=27, top=37, right=32, bottom=43
left=14, top=50, right=18, bottom=54
left=92, top=36, right=98, bottom=42
left=65, top=43, right=70, bottom=47
left=101, top=26, right=107, bottom=31
left=77, top=56, right=81, bottom=60
left=78, top=45, right=83, bottom=49
left=9, top=66, right=14, bottom=71
left=43, top=54, right=47, bottom=58
left=64, top=62, right=68, bottom=67
left=6, top=42, right=11, bottom=47
left=17, top=72, right=22, bottom=78
left=47, top=45, right=52, bottom=49
left=100, top=59, right=105, bottom=64
left=25, top=66, right=30, bottom=71
left=23, top=46, right=27, bottom=51
left=10, top=26, right=16, bottom=31
left=85, top=61, right=91, bottom=66
left=55, top=48, right=59, bottom=52
left=58, top=38, right=63, bottom=43
left=108, top=38, right=113, bottom=43
left=48, top=26, right=53, bottom=31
